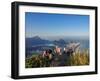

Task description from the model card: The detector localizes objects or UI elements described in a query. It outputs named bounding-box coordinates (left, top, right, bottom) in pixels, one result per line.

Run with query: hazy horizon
left=26, top=35, right=89, bottom=41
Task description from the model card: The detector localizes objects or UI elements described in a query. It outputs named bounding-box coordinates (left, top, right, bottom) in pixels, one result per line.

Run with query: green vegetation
left=70, top=49, right=89, bottom=66
left=25, top=49, right=89, bottom=68
left=25, top=54, right=51, bottom=68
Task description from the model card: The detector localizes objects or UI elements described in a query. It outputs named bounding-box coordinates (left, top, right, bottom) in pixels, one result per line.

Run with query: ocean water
left=64, top=36, right=89, bottom=49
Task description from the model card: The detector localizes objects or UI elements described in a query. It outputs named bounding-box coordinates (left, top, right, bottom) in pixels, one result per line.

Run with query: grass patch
left=25, top=49, right=89, bottom=68
left=70, top=49, right=89, bottom=66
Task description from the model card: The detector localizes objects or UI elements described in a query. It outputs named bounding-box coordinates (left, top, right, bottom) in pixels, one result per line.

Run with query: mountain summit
left=26, top=36, right=51, bottom=47
left=32, top=36, right=41, bottom=40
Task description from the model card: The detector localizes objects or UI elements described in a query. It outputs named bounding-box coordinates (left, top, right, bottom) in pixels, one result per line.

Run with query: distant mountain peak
left=59, top=39, right=65, bottom=41
left=32, top=36, right=41, bottom=40
left=53, top=38, right=66, bottom=45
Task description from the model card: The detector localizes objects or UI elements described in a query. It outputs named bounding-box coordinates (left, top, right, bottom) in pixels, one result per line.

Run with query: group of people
left=41, top=46, right=74, bottom=67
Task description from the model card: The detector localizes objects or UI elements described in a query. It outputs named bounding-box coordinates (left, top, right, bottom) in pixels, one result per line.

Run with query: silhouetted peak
left=32, top=36, right=41, bottom=40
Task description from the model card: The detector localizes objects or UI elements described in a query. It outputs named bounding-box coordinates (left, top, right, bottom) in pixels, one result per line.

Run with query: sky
left=25, top=12, right=89, bottom=39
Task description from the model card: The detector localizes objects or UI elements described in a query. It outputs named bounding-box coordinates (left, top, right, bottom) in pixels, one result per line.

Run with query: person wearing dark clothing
left=43, top=49, right=53, bottom=67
